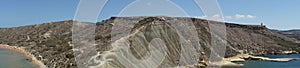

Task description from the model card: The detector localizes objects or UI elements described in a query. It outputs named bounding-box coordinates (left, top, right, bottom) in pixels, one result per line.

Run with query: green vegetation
left=38, top=38, right=71, bottom=52
left=95, top=35, right=103, bottom=40
left=65, top=53, right=74, bottom=58
left=132, top=17, right=155, bottom=30
left=139, top=17, right=155, bottom=24
left=95, top=32, right=122, bottom=40
left=266, top=35, right=300, bottom=49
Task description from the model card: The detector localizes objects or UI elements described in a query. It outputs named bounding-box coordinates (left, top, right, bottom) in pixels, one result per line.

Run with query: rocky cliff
left=0, top=16, right=299, bottom=68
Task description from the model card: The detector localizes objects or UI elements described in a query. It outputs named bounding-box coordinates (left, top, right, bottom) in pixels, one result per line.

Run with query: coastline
left=0, top=44, right=47, bottom=68
left=0, top=43, right=298, bottom=68
left=222, top=54, right=299, bottom=67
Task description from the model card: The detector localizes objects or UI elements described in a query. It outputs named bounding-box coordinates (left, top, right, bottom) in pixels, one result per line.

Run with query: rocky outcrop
left=0, top=16, right=299, bottom=68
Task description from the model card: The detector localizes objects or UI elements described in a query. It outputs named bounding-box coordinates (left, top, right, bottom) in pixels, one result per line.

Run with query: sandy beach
left=0, top=44, right=47, bottom=68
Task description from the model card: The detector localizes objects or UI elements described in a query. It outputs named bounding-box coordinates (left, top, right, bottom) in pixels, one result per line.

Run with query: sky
left=0, top=0, right=299, bottom=30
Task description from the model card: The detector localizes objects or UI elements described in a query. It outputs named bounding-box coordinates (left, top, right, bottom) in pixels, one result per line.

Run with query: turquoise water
left=222, top=54, right=300, bottom=68
left=1, top=48, right=299, bottom=68
left=0, top=48, right=37, bottom=68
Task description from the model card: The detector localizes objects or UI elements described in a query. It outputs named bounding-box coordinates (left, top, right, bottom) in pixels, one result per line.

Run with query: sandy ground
left=0, top=44, right=47, bottom=68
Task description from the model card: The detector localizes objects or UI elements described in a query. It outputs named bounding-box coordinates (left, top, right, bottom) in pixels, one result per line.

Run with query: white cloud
left=235, top=14, right=246, bottom=19
left=211, top=14, right=224, bottom=21
left=246, top=15, right=256, bottom=18
left=194, top=16, right=207, bottom=19
left=194, top=14, right=256, bottom=21
left=194, top=14, right=223, bottom=20
left=226, top=14, right=256, bottom=20
left=212, top=14, right=221, bottom=19
left=225, top=16, right=232, bottom=19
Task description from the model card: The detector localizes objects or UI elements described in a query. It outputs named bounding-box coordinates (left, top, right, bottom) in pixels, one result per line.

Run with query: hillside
left=0, top=17, right=299, bottom=68
left=274, top=29, right=300, bottom=40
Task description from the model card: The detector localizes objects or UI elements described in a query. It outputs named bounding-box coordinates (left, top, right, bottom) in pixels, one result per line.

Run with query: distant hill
left=0, top=17, right=299, bottom=68
left=273, top=29, right=300, bottom=40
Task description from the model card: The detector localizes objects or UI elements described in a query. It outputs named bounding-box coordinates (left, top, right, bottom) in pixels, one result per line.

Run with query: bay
left=0, top=48, right=37, bottom=68
left=222, top=54, right=300, bottom=68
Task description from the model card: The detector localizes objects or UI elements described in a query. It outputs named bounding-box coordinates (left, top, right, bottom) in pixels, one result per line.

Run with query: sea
left=0, top=48, right=37, bottom=68
left=222, top=54, right=300, bottom=68
left=0, top=47, right=299, bottom=68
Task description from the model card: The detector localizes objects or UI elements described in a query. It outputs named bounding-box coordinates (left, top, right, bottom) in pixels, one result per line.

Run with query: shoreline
left=0, top=44, right=47, bottom=68
left=1, top=43, right=298, bottom=68
left=222, top=54, right=299, bottom=67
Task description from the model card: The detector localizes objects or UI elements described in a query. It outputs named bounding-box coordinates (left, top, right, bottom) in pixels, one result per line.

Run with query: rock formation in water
left=0, top=16, right=299, bottom=68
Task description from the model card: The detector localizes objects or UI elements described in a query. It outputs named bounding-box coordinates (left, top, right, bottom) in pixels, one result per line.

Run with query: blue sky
left=0, top=0, right=299, bottom=30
